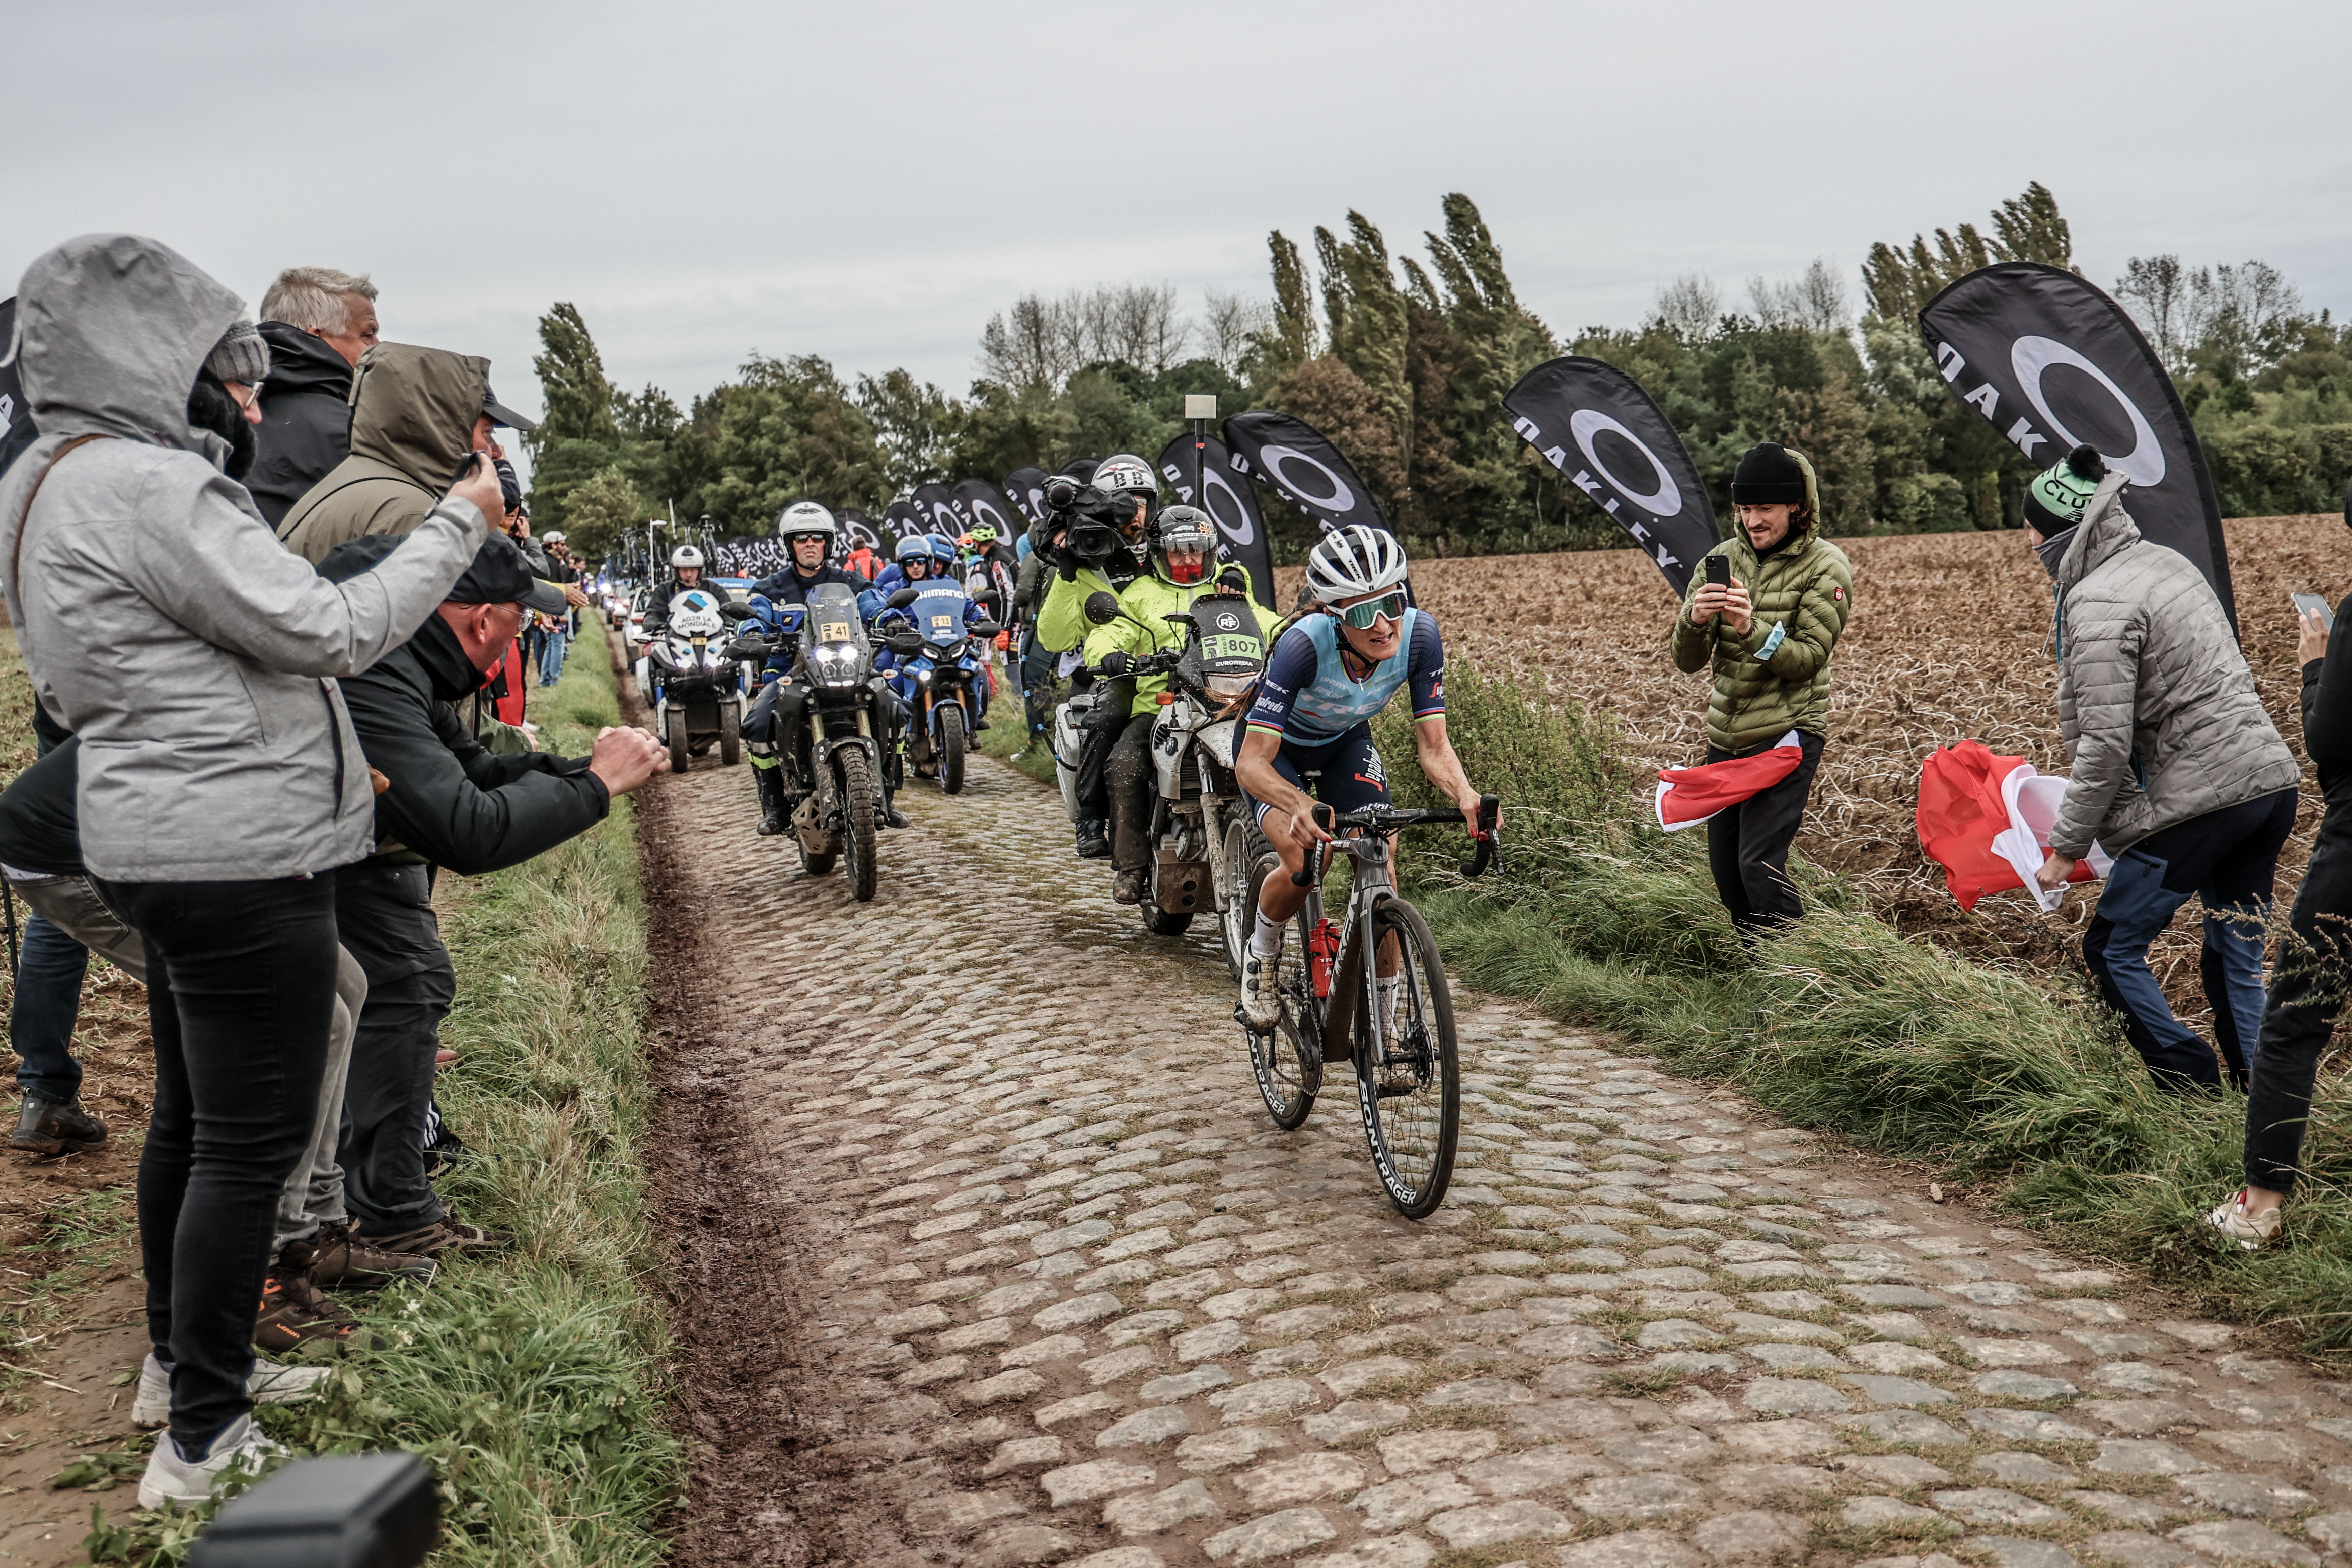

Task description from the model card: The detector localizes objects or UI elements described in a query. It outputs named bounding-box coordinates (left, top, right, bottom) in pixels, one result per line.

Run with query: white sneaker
left=136, top=1412, right=285, bottom=1509
left=1239, top=948, right=1283, bottom=1031
left=130, top=1353, right=331, bottom=1428
left=2205, top=1189, right=2282, bottom=1251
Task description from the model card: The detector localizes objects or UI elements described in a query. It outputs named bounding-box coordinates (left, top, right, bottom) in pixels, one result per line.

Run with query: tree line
left=527, top=185, right=2352, bottom=565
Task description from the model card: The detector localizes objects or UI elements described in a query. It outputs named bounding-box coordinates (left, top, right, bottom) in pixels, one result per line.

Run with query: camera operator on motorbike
left=1036, top=454, right=1156, bottom=858
left=744, top=502, right=903, bottom=833
left=1232, top=525, right=1496, bottom=1030
left=1085, top=508, right=1273, bottom=905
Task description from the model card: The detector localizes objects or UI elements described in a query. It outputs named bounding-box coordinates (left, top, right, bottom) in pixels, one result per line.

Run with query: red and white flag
left=1655, top=731, right=1805, bottom=831
left=1916, top=740, right=2112, bottom=912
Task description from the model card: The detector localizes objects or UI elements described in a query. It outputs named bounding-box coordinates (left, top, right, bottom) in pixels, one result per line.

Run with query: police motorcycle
left=1075, top=579, right=1268, bottom=947
left=723, top=582, right=899, bottom=903
left=884, top=583, right=1003, bottom=796
left=643, top=588, right=748, bottom=774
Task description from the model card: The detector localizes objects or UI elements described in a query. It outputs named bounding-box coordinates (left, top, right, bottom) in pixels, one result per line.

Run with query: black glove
left=1099, top=650, right=1129, bottom=677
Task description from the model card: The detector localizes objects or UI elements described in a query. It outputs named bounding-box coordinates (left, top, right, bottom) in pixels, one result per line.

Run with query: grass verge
left=979, top=654, right=1057, bottom=789
left=1369, top=661, right=2352, bottom=1360
left=86, top=644, right=679, bottom=1564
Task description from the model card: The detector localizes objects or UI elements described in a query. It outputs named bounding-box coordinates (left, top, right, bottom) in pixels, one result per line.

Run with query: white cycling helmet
left=1092, top=453, right=1155, bottom=498
left=779, top=500, right=838, bottom=540
left=1304, top=524, right=1409, bottom=604
left=670, top=545, right=705, bottom=570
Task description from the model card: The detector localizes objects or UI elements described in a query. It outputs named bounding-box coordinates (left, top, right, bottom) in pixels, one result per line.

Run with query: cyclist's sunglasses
left=1338, top=591, right=1406, bottom=630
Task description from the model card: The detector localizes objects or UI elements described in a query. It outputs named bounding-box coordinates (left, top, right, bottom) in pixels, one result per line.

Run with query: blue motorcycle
left=881, top=583, right=1002, bottom=796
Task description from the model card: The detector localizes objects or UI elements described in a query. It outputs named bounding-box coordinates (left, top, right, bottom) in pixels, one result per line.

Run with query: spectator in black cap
left=274, top=344, right=537, bottom=564
left=314, top=532, right=666, bottom=1260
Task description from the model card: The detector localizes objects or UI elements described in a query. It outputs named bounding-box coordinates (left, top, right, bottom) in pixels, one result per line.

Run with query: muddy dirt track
left=633, top=654, right=2352, bottom=1568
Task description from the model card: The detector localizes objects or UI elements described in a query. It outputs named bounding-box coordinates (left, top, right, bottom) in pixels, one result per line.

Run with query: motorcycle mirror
left=969, top=620, right=1002, bottom=639
left=1084, top=592, right=1120, bottom=625
left=887, top=587, right=922, bottom=609
left=718, top=601, right=756, bottom=621
left=975, top=588, right=1003, bottom=613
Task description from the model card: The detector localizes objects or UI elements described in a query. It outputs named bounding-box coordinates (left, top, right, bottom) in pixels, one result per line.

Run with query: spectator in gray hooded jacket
left=0, top=233, right=501, bottom=1508
left=2026, top=444, right=2300, bottom=1094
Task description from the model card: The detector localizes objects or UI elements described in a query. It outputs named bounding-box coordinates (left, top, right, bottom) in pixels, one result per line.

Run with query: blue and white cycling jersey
left=1244, top=609, right=1446, bottom=747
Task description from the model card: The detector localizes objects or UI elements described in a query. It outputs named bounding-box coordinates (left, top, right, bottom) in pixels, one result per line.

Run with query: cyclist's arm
left=1403, top=614, right=1493, bottom=831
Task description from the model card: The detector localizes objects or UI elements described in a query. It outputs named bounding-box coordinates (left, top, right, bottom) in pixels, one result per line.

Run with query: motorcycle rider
left=1036, top=455, right=1156, bottom=857
left=1233, top=525, right=1494, bottom=1029
left=639, top=544, right=715, bottom=635
left=744, top=502, right=904, bottom=832
left=1086, top=507, right=1274, bottom=904
left=873, top=533, right=941, bottom=594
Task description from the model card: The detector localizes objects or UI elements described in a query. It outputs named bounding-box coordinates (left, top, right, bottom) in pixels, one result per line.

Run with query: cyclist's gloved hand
left=1099, top=650, right=1129, bottom=677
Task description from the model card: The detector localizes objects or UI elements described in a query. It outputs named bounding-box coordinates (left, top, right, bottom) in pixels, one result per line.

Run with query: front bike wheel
left=939, top=704, right=966, bottom=795
left=1354, top=897, right=1459, bottom=1219
left=838, top=750, right=880, bottom=903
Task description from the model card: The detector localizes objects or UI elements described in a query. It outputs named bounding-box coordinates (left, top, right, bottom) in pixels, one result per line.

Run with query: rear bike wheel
left=1354, top=897, right=1459, bottom=1219
left=1220, top=815, right=1276, bottom=981
left=1243, top=857, right=1320, bottom=1130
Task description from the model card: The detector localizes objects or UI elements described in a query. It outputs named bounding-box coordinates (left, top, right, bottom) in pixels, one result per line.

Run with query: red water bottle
left=1307, top=919, right=1340, bottom=1000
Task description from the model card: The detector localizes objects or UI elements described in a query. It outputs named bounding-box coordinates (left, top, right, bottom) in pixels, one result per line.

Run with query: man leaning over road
left=248, top=266, right=380, bottom=526
left=2026, top=444, right=2300, bottom=1095
left=315, top=532, right=667, bottom=1261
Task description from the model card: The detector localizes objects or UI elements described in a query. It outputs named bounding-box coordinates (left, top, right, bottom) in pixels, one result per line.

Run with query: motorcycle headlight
left=812, top=643, right=864, bottom=686
left=1206, top=672, right=1257, bottom=699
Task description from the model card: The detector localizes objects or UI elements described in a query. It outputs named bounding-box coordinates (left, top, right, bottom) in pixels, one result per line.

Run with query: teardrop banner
left=951, top=478, right=1024, bottom=544
left=1502, top=355, right=1718, bottom=596
left=0, top=299, right=23, bottom=459
left=1003, top=466, right=1051, bottom=530
left=1221, top=410, right=1386, bottom=533
left=836, top=506, right=884, bottom=554
left=883, top=500, right=927, bottom=547
left=1156, top=430, right=1275, bottom=607
left=911, top=481, right=963, bottom=541
left=1920, top=261, right=2233, bottom=629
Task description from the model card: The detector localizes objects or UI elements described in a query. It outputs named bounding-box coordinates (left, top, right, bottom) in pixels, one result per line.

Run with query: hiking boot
left=359, top=1214, right=514, bottom=1258
left=1074, top=819, right=1110, bottom=859
left=2205, top=1189, right=2282, bottom=1251
left=1113, top=868, right=1149, bottom=905
left=131, top=1351, right=329, bottom=1429
left=137, top=1412, right=284, bottom=1510
left=310, top=1220, right=437, bottom=1290
left=11, top=1094, right=106, bottom=1155
left=883, top=797, right=911, bottom=830
left=253, top=1243, right=356, bottom=1354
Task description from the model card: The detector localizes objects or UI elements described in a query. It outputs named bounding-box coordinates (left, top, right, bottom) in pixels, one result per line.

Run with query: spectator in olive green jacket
left=1670, top=443, right=1854, bottom=935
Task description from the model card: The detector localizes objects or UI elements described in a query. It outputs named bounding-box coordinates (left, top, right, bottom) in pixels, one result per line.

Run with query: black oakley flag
left=911, top=482, right=963, bottom=542
left=1157, top=430, right=1276, bottom=607
left=1003, top=466, right=1051, bottom=530
left=1221, top=411, right=1386, bottom=533
left=1920, top=261, right=2234, bottom=627
left=884, top=500, right=928, bottom=547
left=952, top=479, right=1023, bottom=544
left=1503, top=356, right=1718, bottom=596
left=0, top=299, right=23, bottom=464
left=836, top=507, right=884, bottom=554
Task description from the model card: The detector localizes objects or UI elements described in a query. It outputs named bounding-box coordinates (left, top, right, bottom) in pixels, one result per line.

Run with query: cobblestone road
left=653, top=742, right=2352, bottom=1568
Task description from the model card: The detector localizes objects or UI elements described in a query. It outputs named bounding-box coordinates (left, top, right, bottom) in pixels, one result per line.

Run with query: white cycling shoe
left=1239, top=948, right=1283, bottom=1031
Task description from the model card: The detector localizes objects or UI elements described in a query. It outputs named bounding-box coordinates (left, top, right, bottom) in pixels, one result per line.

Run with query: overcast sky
left=10, top=0, right=2349, bottom=466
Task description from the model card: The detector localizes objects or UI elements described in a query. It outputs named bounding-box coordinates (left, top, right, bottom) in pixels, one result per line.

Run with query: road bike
left=1241, top=794, right=1499, bottom=1218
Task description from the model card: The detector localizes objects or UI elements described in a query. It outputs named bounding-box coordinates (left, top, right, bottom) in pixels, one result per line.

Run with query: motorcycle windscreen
left=803, top=583, right=862, bottom=649
left=1189, top=599, right=1265, bottom=701
left=911, top=586, right=971, bottom=650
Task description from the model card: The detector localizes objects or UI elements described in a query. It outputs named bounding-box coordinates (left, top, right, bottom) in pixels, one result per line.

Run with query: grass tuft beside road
left=1371, top=661, right=2352, bottom=1361
left=85, top=646, right=678, bottom=1566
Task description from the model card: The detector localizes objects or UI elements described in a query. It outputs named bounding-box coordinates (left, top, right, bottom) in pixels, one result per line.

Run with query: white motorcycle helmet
left=670, top=545, right=705, bottom=571
left=779, top=500, right=838, bottom=543
left=1092, top=454, right=1155, bottom=500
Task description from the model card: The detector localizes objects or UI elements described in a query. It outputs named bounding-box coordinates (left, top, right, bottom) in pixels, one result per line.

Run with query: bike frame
left=1292, top=830, right=1402, bottom=1074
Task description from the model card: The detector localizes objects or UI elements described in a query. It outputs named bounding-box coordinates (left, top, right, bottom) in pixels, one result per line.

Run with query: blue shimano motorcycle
left=883, top=583, right=1002, bottom=796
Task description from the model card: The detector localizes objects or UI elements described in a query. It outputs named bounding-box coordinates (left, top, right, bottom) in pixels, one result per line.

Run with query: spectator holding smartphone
left=0, top=233, right=500, bottom=1506
left=1671, top=443, right=1853, bottom=938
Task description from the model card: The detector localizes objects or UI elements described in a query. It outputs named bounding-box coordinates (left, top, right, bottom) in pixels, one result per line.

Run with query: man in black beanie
left=1670, top=443, right=1853, bottom=936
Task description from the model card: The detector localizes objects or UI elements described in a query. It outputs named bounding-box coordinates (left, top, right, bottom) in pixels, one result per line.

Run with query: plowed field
left=1370, top=515, right=2352, bottom=1026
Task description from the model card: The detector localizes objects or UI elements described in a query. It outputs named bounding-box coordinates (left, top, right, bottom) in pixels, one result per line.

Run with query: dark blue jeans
left=2083, top=788, right=2297, bottom=1094
left=10, top=909, right=89, bottom=1103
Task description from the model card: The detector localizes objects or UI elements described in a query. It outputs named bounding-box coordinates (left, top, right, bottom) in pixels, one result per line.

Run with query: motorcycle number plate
left=1202, top=633, right=1262, bottom=661
left=928, top=613, right=958, bottom=636
left=818, top=619, right=853, bottom=642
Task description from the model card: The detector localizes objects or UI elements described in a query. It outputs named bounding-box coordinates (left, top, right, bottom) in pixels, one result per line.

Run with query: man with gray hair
left=249, top=266, right=380, bottom=526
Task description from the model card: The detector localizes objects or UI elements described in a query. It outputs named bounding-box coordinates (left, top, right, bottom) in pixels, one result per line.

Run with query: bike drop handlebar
left=1289, top=794, right=1501, bottom=885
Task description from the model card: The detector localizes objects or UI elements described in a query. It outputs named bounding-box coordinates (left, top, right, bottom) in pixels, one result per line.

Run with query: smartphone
left=449, top=449, right=483, bottom=488
left=2293, top=592, right=2336, bottom=632
left=1705, top=556, right=1730, bottom=589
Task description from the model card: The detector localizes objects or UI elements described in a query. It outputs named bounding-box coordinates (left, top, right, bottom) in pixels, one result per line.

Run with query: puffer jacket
left=1082, top=573, right=1275, bottom=717
left=2047, top=474, right=2297, bottom=857
left=274, top=342, right=487, bottom=563
left=246, top=322, right=353, bottom=527
left=0, top=234, right=487, bottom=882
left=1670, top=449, right=1853, bottom=751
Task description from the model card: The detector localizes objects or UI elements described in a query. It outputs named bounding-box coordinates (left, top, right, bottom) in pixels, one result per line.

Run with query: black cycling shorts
left=1246, top=722, right=1391, bottom=826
